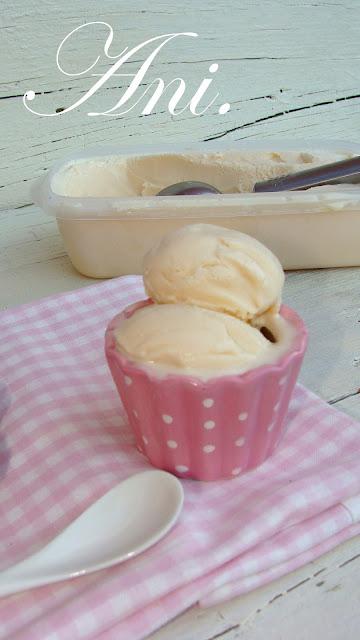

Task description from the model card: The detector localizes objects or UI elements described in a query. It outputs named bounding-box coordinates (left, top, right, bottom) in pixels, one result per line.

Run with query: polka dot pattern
left=203, top=398, right=214, bottom=408
left=130, top=372, right=291, bottom=480
left=106, top=279, right=306, bottom=481
left=203, top=445, right=216, bottom=453
left=175, top=465, right=189, bottom=473
left=232, top=467, right=242, bottom=476
left=135, top=391, right=285, bottom=478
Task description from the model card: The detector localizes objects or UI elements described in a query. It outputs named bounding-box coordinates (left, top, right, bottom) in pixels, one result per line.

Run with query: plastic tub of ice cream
left=32, top=140, right=360, bottom=277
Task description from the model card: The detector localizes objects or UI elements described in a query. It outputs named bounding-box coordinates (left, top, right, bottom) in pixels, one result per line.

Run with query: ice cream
left=143, top=224, right=284, bottom=321
left=113, top=224, right=293, bottom=378
left=106, top=223, right=307, bottom=479
left=114, top=303, right=277, bottom=375
left=51, top=150, right=353, bottom=198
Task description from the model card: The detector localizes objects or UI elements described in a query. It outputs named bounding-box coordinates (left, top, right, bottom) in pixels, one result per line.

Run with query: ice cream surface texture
left=114, top=303, right=276, bottom=376
left=143, top=224, right=284, bottom=321
left=52, top=150, right=353, bottom=197
left=113, top=224, right=293, bottom=378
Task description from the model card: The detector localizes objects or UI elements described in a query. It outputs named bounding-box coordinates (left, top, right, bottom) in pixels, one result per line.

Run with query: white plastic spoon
left=0, top=470, right=183, bottom=598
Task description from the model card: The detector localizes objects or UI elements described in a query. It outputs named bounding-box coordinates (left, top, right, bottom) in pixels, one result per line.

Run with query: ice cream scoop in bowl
left=106, top=301, right=307, bottom=481
left=105, top=224, right=308, bottom=481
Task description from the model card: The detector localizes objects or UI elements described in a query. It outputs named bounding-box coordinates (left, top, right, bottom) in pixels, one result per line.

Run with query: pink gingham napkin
left=0, top=276, right=360, bottom=640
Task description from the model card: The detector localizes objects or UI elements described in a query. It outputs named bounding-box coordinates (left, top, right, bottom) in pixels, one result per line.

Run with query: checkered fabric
left=0, top=276, right=359, bottom=640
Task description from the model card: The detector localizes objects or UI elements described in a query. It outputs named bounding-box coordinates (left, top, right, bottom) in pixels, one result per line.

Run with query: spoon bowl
left=157, top=181, right=221, bottom=196
left=0, top=470, right=183, bottom=597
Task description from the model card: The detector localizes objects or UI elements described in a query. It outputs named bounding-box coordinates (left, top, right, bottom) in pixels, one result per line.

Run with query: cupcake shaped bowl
left=105, top=224, right=307, bottom=481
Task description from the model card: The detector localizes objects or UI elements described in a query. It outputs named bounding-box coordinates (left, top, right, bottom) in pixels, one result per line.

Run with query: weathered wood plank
left=1, top=0, right=360, bottom=209
left=334, top=393, right=360, bottom=421
left=284, top=268, right=360, bottom=403
left=148, top=535, right=360, bottom=640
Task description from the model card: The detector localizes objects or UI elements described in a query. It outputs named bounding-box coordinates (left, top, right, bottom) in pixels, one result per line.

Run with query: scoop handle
left=253, top=156, right=360, bottom=192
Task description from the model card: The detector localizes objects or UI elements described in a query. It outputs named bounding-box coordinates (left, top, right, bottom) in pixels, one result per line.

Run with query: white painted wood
left=149, top=536, right=360, bottom=640
left=284, top=268, right=360, bottom=404
left=1, top=0, right=360, bottom=209
left=336, top=394, right=360, bottom=421
left=1, top=1, right=360, bottom=638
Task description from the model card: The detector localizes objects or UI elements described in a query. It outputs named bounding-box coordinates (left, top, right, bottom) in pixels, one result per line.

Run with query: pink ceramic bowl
left=105, top=300, right=307, bottom=481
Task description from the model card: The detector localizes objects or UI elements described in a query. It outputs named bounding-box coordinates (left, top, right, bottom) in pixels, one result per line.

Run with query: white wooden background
left=1, top=1, right=360, bottom=638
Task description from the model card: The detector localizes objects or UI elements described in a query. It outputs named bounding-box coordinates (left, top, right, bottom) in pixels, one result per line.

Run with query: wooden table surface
left=1, top=1, right=359, bottom=638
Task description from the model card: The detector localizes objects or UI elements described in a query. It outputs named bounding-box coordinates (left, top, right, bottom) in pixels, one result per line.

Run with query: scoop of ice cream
left=143, top=224, right=284, bottom=321
left=114, top=303, right=273, bottom=374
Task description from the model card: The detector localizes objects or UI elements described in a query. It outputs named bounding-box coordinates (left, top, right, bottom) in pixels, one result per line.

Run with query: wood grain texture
left=1, top=1, right=360, bottom=638
left=284, top=268, right=360, bottom=405
left=148, top=536, right=360, bottom=640
left=1, top=0, right=360, bottom=208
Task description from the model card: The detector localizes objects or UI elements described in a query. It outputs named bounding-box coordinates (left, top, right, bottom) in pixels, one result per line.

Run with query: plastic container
left=33, top=140, right=360, bottom=277
left=105, top=299, right=307, bottom=481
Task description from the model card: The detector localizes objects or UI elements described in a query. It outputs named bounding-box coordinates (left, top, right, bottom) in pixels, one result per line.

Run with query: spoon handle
left=254, top=155, right=360, bottom=192
left=0, top=471, right=183, bottom=599
left=0, top=542, right=65, bottom=597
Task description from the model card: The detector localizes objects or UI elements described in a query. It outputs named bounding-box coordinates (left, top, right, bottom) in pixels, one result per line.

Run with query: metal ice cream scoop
left=253, top=155, right=360, bottom=192
left=157, top=181, right=221, bottom=196
left=156, top=156, right=360, bottom=195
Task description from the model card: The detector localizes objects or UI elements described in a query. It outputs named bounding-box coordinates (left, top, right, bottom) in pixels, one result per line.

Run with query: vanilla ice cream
left=114, top=302, right=292, bottom=377
left=51, top=150, right=352, bottom=198
left=113, top=224, right=293, bottom=378
left=143, top=224, right=284, bottom=321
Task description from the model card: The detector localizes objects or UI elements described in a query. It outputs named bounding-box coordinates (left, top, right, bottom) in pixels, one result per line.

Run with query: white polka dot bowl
left=105, top=300, right=307, bottom=481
